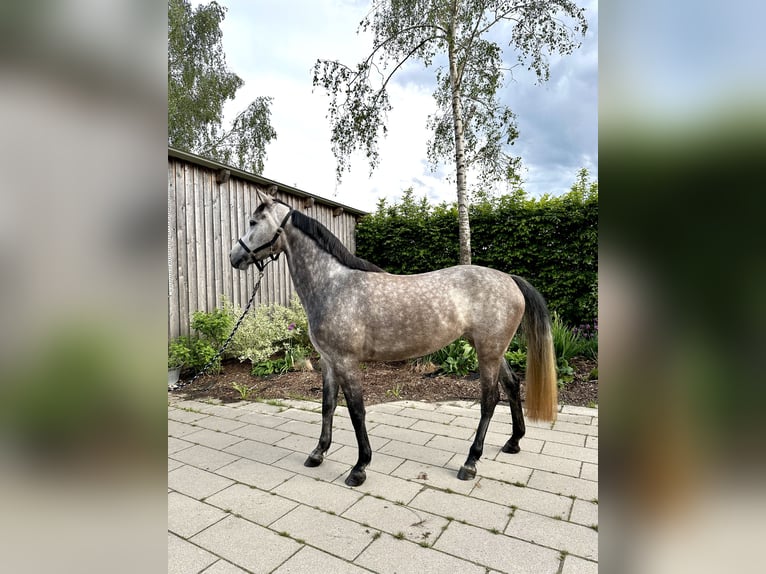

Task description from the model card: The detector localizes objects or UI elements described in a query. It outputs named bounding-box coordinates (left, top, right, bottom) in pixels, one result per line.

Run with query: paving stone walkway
left=168, top=396, right=598, bottom=574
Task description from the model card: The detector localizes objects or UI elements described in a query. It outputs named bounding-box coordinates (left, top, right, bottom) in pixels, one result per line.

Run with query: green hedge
left=356, top=184, right=597, bottom=328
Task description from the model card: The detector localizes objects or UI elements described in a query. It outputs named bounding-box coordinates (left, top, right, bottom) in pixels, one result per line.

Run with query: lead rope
left=169, top=264, right=270, bottom=393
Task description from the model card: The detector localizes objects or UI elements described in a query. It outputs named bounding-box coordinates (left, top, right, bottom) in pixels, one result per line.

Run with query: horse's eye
left=249, top=220, right=256, bottom=227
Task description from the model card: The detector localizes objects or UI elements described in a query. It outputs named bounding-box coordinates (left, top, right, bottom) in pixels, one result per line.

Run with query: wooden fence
left=168, top=148, right=365, bottom=339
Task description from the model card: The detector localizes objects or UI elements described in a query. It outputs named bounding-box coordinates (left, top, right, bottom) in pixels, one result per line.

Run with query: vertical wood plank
left=168, top=160, right=179, bottom=339
left=212, top=172, right=223, bottom=309
left=176, top=161, right=189, bottom=336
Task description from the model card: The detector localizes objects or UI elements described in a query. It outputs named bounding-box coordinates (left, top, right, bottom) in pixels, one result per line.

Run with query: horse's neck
left=283, top=226, right=347, bottom=309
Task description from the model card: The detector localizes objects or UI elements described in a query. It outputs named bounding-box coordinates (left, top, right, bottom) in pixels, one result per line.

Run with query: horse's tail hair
left=511, top=275, right=558, bottom=422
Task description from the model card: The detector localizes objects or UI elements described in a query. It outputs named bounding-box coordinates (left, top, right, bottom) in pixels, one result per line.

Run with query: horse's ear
left=256, top=187, right=273, bottom=206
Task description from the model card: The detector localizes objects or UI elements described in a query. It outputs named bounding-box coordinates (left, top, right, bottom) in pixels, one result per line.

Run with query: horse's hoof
left=501, top=441, right=521, bottom=454
left=457, top=465, right=476, bottom=481
left=304, top=453, right=324, bottom=467
left=345, top=469, right=367, bottom=487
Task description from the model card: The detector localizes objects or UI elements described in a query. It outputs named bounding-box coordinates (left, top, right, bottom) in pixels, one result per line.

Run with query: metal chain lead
left=169, top=267, right=267, bottom=392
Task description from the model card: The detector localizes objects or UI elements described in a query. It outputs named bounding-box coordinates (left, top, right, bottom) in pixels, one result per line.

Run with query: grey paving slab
left=562, top=555, right=599, bottom=574
left=191, top=515, right=301, bottom=574
left=425, top=434, right=472, bottom=454
left=378, top=439, right=454, bottom=466
left=322, top=427, right=390, bottom=450
left=273, top=546, right=369, bottom=574
left=410, top=487, right=511, bottom=531
left=541, top=441, right=598, bottom=464
left=395, top=406, right=457, bottom=425
left=561, top=405, right=598, bottom=417
left=204, top=483, right=298, bottom=527
left=274, top=432, right=327, bottom=454
left=329, top=444, right=404, bottom=475
left=553, top=421, right=599, bottom=436
left=554, top=413, right=595, bottom=425
left=236, top=401, right=288, bottom=415
left=409, top=418, right=475, bottom=439
left=368, top=422, right=435, bottom=445
left=273, top=474, right=364, bottom=515
left=229, top=423, right=290, bottom=445
left=273, top=451, right=350, bottom=483
left=332, top=469, right=424, bottom=504
left=528, top=469, right=599, bottom=501
left=471, top=477, right=573, bottom=519
left=215, top=457, right=294, bottom=491
left=168, top=532, right=217, bottom=574
left=434, top=521, right=561, bottom=574
left=525, top=426, right=587, bottom=446
left=506, top=509, right=598, bottom=561
left=569, top=499, right=599, bottom=528
left=342, top=494, right=448, bottom=546
left=585, top=435, right=599, bottom=449
left=168, top=465, right=235, bottom=500
left=366, top=410, right=416, bottom=428
left=169, top=408, right=209, bottom=424
left=356, top=533, right=486, bottom=574
left=492, top=448, right=583, bottom=477
left=277, top=407, right=323, bottom=422
left=201, top=559, right=250, bottom=574
left=391, top=459, right=475, bottom=495
left=223, top=438, right=292, bottom=464
left=183, top=428, right=245, bottom=450
left=172, top=444, right=240, bottom=472
left=581, top=462, right=598, bottom=481
left=193, top=415, right=248, bottom=433
left=449, top=456, right=533, bottom=486
left=485, top=431, right=545, bottom=454
left=271, top=505, right=374, bottom=561
left=168, top=492, right=227, bottom=538
left=168, top=420, right=200, bottom=438
left=169, top=458, right=184, bottom=472
left=365, top=403, right=405, bottom=415
left=168, top=436, right=194, bottom=455
left=237, top=411, right=291, bottom=428
left=280, top=399, right=322, bottom=412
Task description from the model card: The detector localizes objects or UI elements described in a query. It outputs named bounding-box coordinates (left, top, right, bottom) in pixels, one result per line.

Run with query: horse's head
left=229, top=185, right=292, bottom=270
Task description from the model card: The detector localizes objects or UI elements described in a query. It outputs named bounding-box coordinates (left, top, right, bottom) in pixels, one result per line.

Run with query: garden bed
left=176, top=356, right=597, bottom=408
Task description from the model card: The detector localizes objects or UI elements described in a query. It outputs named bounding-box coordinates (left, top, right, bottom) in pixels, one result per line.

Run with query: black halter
left=238, top=201, right=293, bottom=272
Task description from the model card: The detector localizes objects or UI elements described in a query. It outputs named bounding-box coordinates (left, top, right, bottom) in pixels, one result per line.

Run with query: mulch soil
left=176, top=356, right=598, bottom=408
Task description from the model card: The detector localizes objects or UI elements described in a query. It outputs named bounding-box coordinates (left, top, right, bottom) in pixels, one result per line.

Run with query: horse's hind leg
left=457, top=359, right=500, bottom=480
left=498, top=358, right=526, bottom=454
left=305, top=362, right=339, bottom=467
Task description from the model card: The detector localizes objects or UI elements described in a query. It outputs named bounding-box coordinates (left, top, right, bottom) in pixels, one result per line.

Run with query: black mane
left=290, top=210, right=384, bottom=273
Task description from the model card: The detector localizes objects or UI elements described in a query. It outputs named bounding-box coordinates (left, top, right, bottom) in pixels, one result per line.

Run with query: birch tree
left=313, top=0, right=587, bottom=264
left=168, top=0, right=276, bottom=174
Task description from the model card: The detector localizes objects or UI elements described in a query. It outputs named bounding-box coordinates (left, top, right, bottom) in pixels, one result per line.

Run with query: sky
left=197, top=0, right=598, bottom=213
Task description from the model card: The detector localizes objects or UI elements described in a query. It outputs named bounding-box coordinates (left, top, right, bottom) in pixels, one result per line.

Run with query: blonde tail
left=511, top=276, right=558, bottom=422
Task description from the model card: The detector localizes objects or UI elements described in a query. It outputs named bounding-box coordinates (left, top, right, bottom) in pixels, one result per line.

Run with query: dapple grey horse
left=230, top=186, right=557, bottom=486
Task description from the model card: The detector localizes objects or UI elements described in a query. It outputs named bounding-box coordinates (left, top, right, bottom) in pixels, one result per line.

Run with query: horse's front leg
left=338, top=367, right=371, bottom=487
left=304, top=362, right=339, bottom=467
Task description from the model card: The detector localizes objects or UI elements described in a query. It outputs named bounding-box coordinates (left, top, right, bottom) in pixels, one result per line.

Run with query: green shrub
left=169, top=335, right=220, bottom=374
left=168, top=339, right=192, bottom=369
left=222, top=295, right=312, bottom=366
left=551, top=312, right=593, bottom=363
left=191, top=307, right=233, bottom=348
left=426, top=339, right=478, bottom=376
